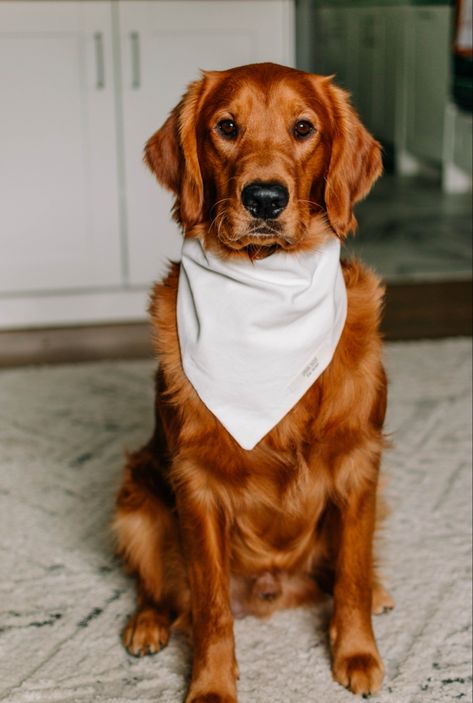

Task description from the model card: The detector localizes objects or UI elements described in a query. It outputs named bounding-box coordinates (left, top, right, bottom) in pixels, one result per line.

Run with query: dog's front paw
left=333, top=651, right=384, bottom=696
left=122, top=607, right=170, bottom=657
left=186, top=693, right=237, bottom=703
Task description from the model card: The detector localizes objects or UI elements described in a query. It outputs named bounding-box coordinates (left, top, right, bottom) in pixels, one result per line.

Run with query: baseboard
left=0, top=280, right=471, bottom=367
left=0, top=322, right=153, bottom=367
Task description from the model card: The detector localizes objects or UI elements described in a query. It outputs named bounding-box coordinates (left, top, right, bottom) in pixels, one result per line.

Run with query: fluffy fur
left=113, top=63, right=394, bottom=703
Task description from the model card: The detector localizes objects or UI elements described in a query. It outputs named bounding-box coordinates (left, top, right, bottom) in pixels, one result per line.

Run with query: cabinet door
left=405, top=7, right=451, bottom=162
left=381, top=7, right=404, bottom=146
left=353, top=9, right=382, bottom=135
left=350, top=7, right=399, bottom=145
left=0, top=1, right=121, bottom=294
left=312, top=9, right=351, bottom=88
left=119, top=0, right=295, bottom=286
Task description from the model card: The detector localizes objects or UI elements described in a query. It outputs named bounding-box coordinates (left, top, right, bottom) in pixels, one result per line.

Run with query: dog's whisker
left=296, top=198, right=325, bottom=213
left=209, top=208, right=228, bottom=237
left=209, top=198, right=232, bottom=216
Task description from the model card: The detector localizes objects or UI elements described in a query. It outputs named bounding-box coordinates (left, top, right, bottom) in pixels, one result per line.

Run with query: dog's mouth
left=224, top=223, right=291, bottom=260
left=244, top=242, right=281, bottom=260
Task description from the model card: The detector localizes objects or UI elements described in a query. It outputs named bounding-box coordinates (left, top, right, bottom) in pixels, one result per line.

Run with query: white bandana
left=176, top=236, right=347, bottom=450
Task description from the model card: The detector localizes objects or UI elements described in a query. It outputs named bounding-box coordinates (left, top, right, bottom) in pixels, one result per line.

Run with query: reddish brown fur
left=114, top=63, right=394, bottom=702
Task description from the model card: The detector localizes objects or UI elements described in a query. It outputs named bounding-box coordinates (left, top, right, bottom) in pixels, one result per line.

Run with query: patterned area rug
left=0, top=338, right=471, bottom=703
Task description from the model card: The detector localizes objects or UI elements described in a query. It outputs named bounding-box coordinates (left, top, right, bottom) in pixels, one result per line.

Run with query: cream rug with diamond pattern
left=0, top=338, right=471, bottom=703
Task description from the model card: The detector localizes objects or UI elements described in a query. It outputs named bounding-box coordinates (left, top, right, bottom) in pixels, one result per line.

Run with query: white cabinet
left=0, top=2, right=121, bottom=294
left=119, top=0, right=294, bottom=285
left=0, top=0, right=294, bottom=329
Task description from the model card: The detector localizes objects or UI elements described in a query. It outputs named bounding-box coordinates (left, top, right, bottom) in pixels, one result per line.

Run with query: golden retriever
left=113, top=62, right=394, bottom=703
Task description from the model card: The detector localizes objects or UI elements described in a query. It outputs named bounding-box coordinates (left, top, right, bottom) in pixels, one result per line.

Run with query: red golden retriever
left=113, top=62, right=394, bottom=702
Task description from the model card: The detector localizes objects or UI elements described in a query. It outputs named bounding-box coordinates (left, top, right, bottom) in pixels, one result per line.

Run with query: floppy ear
left=323, top=83, right=382, bottom=237
left=144, top=79, right=205, bottom=227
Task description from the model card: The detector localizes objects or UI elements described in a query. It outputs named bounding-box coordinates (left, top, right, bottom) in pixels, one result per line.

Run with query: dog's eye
left=293, top=120, right=315, bottom=139
left=217, top=119, right=238, bottom=139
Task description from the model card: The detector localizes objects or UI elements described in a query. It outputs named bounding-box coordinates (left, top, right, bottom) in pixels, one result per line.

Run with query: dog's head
left=145, top=63, right=382, bottom=259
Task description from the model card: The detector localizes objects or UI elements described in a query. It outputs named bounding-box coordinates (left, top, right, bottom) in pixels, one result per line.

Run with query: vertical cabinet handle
left=130, top=32, right=141, bottom=89
left=94, top=32, right=105, bottom=89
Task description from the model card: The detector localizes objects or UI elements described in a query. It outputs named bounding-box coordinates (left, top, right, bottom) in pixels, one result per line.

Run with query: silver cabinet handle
left=94, top=32, right=105, bottom=89
left=130, top=32, right=141, bottom=89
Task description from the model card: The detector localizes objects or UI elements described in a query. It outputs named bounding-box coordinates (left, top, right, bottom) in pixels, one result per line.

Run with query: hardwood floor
left=382, top=279, right=472, bottom=340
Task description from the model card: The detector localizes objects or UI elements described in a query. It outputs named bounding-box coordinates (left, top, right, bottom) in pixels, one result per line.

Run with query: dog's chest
left=229, top=452, right=326, bottom=572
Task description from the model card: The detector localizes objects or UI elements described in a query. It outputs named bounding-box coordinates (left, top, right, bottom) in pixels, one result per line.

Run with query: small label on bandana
left=288, top=354, right=320, bottom=394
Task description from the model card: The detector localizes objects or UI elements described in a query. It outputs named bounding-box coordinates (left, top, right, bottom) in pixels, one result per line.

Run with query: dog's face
left=145, top=63, right=382, bottom=259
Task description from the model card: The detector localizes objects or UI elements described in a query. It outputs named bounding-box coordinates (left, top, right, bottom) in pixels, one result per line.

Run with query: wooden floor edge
left=0, top=322, right=154, bottom=368
left=0, top=280, right=471, bottom=367
left=381, top=279, right=472, bottom=340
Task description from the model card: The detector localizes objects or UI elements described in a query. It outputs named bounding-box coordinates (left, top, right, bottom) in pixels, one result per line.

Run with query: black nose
left=241, top=181, right=289, bottom=220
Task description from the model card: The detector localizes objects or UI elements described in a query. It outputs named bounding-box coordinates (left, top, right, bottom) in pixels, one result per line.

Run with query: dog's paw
left=186, top=694, right=237, bottom=703
left=372, top=583, right=395, bottom=615
left=333, top=651, right=384, bottom=696
left=122, top=607, right=170, bottom=657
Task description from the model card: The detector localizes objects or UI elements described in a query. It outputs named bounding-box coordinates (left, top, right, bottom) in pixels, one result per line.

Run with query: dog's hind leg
left=122, top=584, right=172, bottom=657
left=113, top=445, right=189, bottom=656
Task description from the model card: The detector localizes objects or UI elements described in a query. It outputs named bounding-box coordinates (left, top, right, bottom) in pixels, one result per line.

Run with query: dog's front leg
left=177, top=487, right=237, bottom=703
left=330, top=482, right=384, bottom=696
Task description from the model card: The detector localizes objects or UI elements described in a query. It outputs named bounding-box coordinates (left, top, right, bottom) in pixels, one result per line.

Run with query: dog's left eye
left=293, top=120, right=315, bottom=139
left=217, top=119, right=238, bottom=139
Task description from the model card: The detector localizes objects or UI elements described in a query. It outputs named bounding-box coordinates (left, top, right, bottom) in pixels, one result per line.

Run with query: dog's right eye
left=217, top=119, right=238, bottom=139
